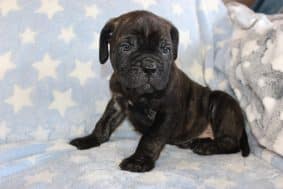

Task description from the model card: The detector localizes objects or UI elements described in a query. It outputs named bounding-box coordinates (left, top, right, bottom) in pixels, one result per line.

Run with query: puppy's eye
left=161, top=46, right=171, bottom=54
left=120, top=43, right=131, bottom=52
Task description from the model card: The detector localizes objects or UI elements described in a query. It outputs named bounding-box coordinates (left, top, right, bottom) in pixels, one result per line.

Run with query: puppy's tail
left=240, top=129, right=250, bottom=157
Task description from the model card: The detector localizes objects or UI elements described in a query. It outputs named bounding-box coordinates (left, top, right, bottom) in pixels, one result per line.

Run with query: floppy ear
left=99, top=19, right=116, bottom=64
left=170, top=25, right=179, bottom=60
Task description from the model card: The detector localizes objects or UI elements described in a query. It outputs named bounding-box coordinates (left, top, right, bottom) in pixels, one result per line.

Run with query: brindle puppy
left=70, top=10, right=250, bottom=172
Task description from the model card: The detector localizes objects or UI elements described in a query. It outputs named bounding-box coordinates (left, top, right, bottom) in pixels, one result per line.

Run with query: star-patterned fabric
left=0, top=0, right=233, bottom=144
left=0, top=0, right=283, bottom=188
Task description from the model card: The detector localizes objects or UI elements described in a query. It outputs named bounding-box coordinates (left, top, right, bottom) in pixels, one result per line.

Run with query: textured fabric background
left=0, top=0, right=231, bottom=144
left=1, top=1, right=283, bottom=188
left=203, top=2, right=283, bottom=174
left=223, top=2, right=283, bottom=158
left=1, top=139, right=283, bottom=189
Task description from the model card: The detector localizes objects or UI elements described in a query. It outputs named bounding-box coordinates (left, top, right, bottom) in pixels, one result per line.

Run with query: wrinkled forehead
left=113, top=15, right=171, bottom=43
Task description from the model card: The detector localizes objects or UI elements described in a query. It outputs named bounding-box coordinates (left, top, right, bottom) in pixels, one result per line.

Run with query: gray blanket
left=223, top=3, right=283, bottom=156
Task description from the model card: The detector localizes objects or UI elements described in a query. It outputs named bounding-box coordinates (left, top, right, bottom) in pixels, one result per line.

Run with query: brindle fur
left=70, top=11, right=250, bottom=173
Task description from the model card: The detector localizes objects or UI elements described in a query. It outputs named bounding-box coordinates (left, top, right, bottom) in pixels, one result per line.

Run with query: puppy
left=70, top=10, right=250, bottom=172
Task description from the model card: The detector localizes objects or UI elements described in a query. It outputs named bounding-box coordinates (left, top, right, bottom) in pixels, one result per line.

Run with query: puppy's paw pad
left=119, top=155, right=154, bottom=172
left=69, top=136, right=100, bottom=150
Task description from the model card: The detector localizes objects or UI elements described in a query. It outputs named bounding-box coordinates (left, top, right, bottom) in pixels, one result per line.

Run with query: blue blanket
left=0, top=0, right=232, bottom=144
left=0, top=0, right=282, bottom=188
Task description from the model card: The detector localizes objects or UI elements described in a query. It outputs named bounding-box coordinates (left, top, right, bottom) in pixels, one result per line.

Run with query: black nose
left=142, top=58, right=157, bottom=74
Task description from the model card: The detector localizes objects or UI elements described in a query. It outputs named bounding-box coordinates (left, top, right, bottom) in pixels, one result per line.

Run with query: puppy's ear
left=99, top=19, right=116, bottom=64
left=170, top=25, right=179, bottom=60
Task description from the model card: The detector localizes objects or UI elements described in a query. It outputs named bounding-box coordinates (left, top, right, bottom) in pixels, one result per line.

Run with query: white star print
left=32, top=54, right=60, bottom=80
left=36, top=0, right=63, bottom=19
left=179, top=30, right=191, bottom=49
left=69, top=60, right=96, bottom=85
left=204, top=68, right=215, bottom=82
left=0, top=51, right=16, bottom=80
left=172, top=3, right=183, bottom=15
left=199, top=0, right=220, bottom=12
left=243, top=61, right=251, bottom=69
left=25, top=170, right=56, bottom=185
left=19, top=28, right=37, bottom=44
left=90, top=32, right=99, bottom=49
left=133, top=0, right=156, bottom=9
left=49, top=89, right=76, bottom=117
left=0, top=121, right=10, bottom=140
left=262, top=97, right=276, bottom=113
left=271, top=54, right=283, bottom=72
left=5, top=85, right=33, bottom=113
left=85, top=4, right=100, bottom=19
left=0, top=0, right=20, bottom=16
left=58, top=26, right=76, bottom=43
left=31, top=126, right=50, bottom=141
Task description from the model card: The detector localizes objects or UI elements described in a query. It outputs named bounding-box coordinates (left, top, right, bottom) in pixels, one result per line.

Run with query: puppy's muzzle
left=141, top=58, right=157, bottom=74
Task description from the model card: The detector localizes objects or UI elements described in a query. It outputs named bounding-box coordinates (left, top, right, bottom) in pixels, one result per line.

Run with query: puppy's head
left=99, top=11, right=179, bottom=95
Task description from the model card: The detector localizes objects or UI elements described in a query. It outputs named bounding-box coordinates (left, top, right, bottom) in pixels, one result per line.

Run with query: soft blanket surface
left=1, top=0, right=283, bottom=188
left=226, top=3, right=283, bottom=157
left=1, top=135, right=283, bottom=189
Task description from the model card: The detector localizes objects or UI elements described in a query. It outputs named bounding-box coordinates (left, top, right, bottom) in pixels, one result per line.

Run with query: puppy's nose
left=142, top=58, right=157, bottom=74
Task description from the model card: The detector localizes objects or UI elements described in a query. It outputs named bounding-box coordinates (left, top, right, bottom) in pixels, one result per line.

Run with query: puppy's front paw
left=119, top=155, right=155, bottom=172
left=69, top=135, right=100, bottom=150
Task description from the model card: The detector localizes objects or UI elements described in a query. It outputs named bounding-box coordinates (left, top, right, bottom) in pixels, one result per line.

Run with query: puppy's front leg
left=70, top=97, right=125, bottom=150
left=120, top=111, right=175, bottom=172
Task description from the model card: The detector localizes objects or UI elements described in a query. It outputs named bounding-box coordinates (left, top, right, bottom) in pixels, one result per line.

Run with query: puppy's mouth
left=126, top=80, right=155, bottom=94
left=141, top=82, right=155, bottom=93
left=121, top=65, right=168, bottom=94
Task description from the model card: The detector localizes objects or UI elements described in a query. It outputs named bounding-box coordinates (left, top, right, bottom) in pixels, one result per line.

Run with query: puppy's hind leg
left=190, top=137, right=240, bottom=155
left=191, top=91, right=250, bottom=156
